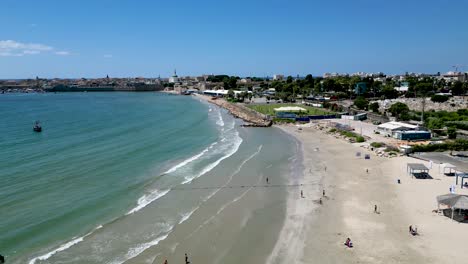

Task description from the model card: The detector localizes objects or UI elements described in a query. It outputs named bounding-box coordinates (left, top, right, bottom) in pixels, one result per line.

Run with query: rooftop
left=378, top=121, right=418, bottom=130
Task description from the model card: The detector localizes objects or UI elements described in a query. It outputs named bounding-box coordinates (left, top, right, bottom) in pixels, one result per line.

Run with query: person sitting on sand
left=409, top=225, right=418, bottom=236
left=345, top=238, right=353, bottom=248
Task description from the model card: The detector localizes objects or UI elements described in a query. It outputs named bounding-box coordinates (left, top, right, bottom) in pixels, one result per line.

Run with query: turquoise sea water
left=0, top=92, right=296, bottom=263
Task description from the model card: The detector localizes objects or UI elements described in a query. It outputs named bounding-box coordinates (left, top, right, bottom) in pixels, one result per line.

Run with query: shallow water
left=0, top=92, right=296, bottom=263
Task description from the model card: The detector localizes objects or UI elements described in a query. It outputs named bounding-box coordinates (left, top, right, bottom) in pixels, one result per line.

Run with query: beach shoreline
left=193, top=94, right=272, bottom=127
left=274, top=122, right=468, bottom=264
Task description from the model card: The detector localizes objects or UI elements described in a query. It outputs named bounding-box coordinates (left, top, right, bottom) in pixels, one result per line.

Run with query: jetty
left=195, top=94, right=272, bottom=127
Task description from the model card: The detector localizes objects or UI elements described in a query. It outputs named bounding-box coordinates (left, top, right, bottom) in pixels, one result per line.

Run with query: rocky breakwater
left=196, top=95, right=272, bottom=127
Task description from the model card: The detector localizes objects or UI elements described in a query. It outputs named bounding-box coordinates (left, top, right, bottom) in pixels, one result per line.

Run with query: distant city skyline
left=1, top=0, right=468, bottom=79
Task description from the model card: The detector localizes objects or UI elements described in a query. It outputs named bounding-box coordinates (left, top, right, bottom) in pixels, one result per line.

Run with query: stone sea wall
left=195, top=94, right=272, bottom=127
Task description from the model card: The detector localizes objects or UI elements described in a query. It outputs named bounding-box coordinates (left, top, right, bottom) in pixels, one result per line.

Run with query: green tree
left=388, top=102, right=409, bottom=120
left=447, top=127, right=457, bottom=139
left=286, top=76, right=293, bottom=84
left=369, top=102, right=380, bottom=112
left=223, top=76, right=238, bottom=90
left=227, top=89, right=235, bottom=99
left=414, top=83, right=434, bottom=97
left=425, top=117, right=444, bottom=130
left=305, top=74, right=314, bottom=86
left=451, top=81, right=465, bottom=96
left=431, top=94, right=449, bottom=103
left=354, top=96, right=369, bottom=110
left=370, top=81, right=382, bottom=97
left=381, top=85, right=398, bottom=99
left=322, top=78, right=336, bottom=92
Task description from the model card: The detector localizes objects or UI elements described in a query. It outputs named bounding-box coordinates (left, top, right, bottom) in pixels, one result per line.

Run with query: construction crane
left=452, top=64, right=466, bottom=72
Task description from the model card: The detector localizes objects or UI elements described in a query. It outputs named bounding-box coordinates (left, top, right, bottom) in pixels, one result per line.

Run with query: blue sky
left=1, top=0, right=467, bottom=78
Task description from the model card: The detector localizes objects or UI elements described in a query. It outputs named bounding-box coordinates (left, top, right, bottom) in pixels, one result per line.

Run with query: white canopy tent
left=437, top=194, right=468, bottom=220
left=441, top=163, right=457, bottom=175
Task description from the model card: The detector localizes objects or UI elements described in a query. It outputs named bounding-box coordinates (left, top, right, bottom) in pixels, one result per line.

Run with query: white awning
left=274, top=106, right=307, bottom=112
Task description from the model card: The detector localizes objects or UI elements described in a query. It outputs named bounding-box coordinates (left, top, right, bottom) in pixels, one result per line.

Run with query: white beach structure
left=273, top=106, right=307, bottom=113
left=441, top=163, right=457, bottom=175
left=377, top=121, right=418, bottom=136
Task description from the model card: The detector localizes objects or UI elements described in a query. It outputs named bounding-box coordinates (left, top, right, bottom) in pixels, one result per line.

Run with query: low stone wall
left=195, top=94, right=272, bottom=127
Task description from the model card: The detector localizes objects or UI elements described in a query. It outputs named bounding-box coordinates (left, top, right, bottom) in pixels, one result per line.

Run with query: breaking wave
left=163, top=142, right=218, bottom=175
left=28, top=224, right=103, bottom=264
left=126, top=189, right=171, bottom=215
left=182, top=130, right=243, bottom=184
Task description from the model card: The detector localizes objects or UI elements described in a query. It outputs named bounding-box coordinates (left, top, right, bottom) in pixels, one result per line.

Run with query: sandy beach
left=276, top=123, right=468, bottom=264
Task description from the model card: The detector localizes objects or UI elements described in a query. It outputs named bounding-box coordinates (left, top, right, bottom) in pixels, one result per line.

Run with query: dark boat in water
left=33, top=121, right=42, bottom=132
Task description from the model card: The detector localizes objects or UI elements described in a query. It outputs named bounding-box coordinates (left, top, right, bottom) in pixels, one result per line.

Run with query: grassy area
left=337, top=130, right=366, bottom=142
left=272, top=118, right=296, bottom=124
left=370, top=142, right=385, bottom=148
left=247, top=104, right=334, bottom=116
left=328, top=128, right=365, bottom=142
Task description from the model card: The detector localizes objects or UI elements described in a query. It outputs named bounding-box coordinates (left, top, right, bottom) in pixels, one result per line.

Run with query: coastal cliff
left=195, top=94, right=272, bottom=127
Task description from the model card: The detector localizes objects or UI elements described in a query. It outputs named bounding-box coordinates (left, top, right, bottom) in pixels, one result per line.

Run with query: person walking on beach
left=366, top=168, right=368, bottom=173
left=323, top=189, right=325, bottom=197
left=266, top=177, right=269, bottom=184
left=301, top=190, right=304, bottom=198
left=374, top=204, right=377, bottom=213
left=185, top=253, right=190, bottom=264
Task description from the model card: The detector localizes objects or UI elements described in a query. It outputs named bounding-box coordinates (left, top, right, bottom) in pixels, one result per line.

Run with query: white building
left=273, top=74, right=284, bottom=81
left=168, top=70, right=179, bottom=83
left=376, top=121, right=418, bottom=136
left=240, top=78, right=251, bottom=84
left=394, top=82, right=409, bottom=92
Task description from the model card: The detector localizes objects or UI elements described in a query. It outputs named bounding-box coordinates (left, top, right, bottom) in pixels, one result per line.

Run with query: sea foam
left=182, top=130, right=243, bottom=184
left=163, top=141, right=218, bottom=175
left=178, top=206, right=199, bottom=224
left=28, top=237, right=84, bottom=264
left=28, top=224, right=104, bottom=264
left=110, top=233, right=171, bottom=264
left=126, top=189, right=171, bottom=215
